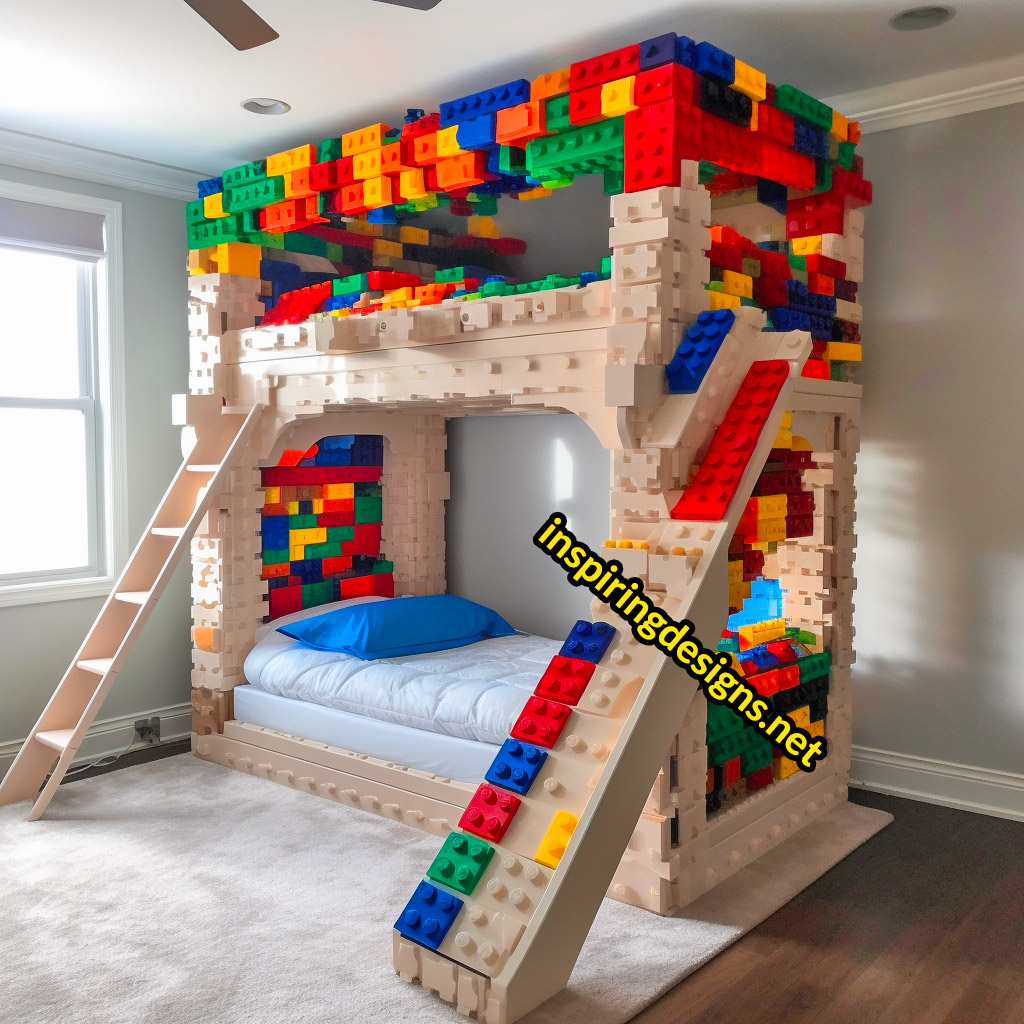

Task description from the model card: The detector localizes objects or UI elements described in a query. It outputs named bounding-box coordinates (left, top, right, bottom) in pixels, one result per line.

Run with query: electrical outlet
left=134, top=717, right=161, bottom=745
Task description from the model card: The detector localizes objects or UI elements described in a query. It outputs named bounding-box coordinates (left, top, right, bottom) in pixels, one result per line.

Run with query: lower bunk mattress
left=232, top=685, right=498, bottom=782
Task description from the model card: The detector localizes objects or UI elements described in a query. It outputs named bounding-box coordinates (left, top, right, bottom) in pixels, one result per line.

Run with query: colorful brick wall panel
left=260, top=435, right=394, bottom=619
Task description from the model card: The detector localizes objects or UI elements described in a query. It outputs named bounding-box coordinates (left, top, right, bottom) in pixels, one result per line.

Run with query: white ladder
left=0, top=405, right=262, bottom=820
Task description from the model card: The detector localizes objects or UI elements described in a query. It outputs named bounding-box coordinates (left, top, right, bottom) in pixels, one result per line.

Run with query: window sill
left=0, top=574, right=115, bottom=608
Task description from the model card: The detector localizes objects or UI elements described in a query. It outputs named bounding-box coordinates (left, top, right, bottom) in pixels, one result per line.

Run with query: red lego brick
left=534, top=655, right=596, bottom=706
left=568, top=84, right=605, bottom=126
left=785, top=514, right=814, bottom=537
left=753, top=469, right=802, bottom=495
left=634, top=63, right=698, bottom=107
left=366, top=270, right=421, bottom=291
left=753, top=102, right=795, bottom=146
left=756, top=248, right=792, bottom=278
left=777, top=665, right=800, bottom=690
left=748, top=669, right=779, bottom=696
left=754, top=274, right=790, bottom=307
left=785, top=491, right=815, bottom=515
left=671, top=360, right=790, bottom=522
left=708, top=239, right=745, bottom=273
left=458, top=783, right=521, bottom=843
left=373, top=573, right=395, bottom=597
left=830, top=168, right=873, bottom=208
left=261, top=281, right=331, bottom=326
left=623, top=99, right=702, bottom=192
left=746, top=765, right=774, bottom=792
left=269, top=585, right=303, bottom=619
left=787, top=194, right=844, bottom=238
left=321, top=555, right=353, bottom=575
left=569, top=43, right=641, bottom=90
left=805, top=254, right=846, bottom=278
left=260, top=465, right=381, bottom=486
left=807, top=272, right=835, bottom=296
left=352, top=522, right=382, bottom=556
left=723, top=755, right=741, bottom=787
left=742, top=548, right=764, bottom=580
left=766, top=640, right=797, bottom=664
left=510, top=696, right=571, bottom=748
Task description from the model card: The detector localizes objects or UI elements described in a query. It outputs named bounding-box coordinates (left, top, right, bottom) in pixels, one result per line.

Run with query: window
left=0, top=182, right=126, bottom=605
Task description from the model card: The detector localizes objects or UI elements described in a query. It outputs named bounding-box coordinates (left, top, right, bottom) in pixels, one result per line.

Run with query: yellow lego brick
left=311, top=499, right=323, bottom=514
left=756, top=517, right=788, bottom=544
left=535, top=811, right=578, bottom=869
left=292, top=527, right=327, bottom=545
left=808, top=719, right=826, bottom=739
left=263, top=486, right=281, bottom=504
left=203, top=192, right=228, bottom=219
left=289, top=544, right=304, bottom=561
left=188, top=246, right=216, bottom=275
left=730, top=59, right=767, bottom=102
left=211, top=242, right=262, bottom=278
left=790, top=706, right=811, bottom=730
left=756, top=495, right=788, bottom=518
left=708, top=290, right=741, bottom=310
left=324, top=482, right=353, bottom=500
left=721, top=270, right=753, bottom=299
left=287, top=501, right=300, bottom=515
left=373, top=238, right=403, bottom=259
left=749, top=101, right=758, bottom=131
left=467, top=215, right=500, bottom=239
left=791, top=235, right=823, bottom=256
left=516, top=185, right=552, bottom=201
left=266, top=144, right=314, bottom=176
left=779, top=410, right=793, bottom=428
left=827, top=341, right=862, bottom=362
left=343, top=219, right=382, bottom=237
left=774, top=427, right=793, bottom=448
left=600, top=76, right=637, bottom=117
left=399, top=168, right=428, bottom=200
left=342, top=123, right=389, bottom=156
left=831, top=109, right=850, bottom=142
left=740, top=581, right=751, bottom=600
left=353, top=149, right=382, bottom=180
left=728, top=560, right=743, bottom=584
left=399, top=225, right=430, bottom=245
left=774, top=755, right=800, bottom=781
left=363, top=176, right=393, bottom=208
left=435, top=125, right=464, bottom=158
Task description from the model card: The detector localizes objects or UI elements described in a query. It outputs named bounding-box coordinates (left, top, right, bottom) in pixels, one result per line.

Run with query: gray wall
left=450, top=104, right=1024, bottom=784
left=0, top=165, right=189, bottom=745
left=855, top=105, right=1024, bottom=776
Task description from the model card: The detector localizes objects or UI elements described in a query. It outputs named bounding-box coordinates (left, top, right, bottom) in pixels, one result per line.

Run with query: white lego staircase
left=0, top=405, right=262, bottom=821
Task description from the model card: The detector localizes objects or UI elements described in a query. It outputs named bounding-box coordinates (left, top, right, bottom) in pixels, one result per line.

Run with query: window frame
left=0, top=180, right=127, bottom=606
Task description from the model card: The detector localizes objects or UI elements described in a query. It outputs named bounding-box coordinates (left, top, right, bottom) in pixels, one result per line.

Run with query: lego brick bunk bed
left=178, top=29, right=868, bottom=1021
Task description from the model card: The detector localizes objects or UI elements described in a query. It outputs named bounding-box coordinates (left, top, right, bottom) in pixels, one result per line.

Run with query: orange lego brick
left=495, top=101, right=546, bottom=145
left=341, top=123, right=392, bottom=156
left=531, top=67, right=571, bottom=101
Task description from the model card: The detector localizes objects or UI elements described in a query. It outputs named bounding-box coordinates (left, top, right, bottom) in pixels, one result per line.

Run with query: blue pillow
left=277, top=595, right=518, bottom=660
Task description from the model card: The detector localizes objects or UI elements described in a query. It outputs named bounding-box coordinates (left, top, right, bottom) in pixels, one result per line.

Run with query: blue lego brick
left=692, top=41, right=735, bottom=83
left=404, top=108, right=426, bottom=124
left=367, top=206, right=398, bottom=224
left=456, top=114, right=498, bottom=151
left=757, top=178, right=788, bottom=216
left=578, top=270, right=599, bottom=286
left=768, top=307, right=811, bottom=332
left=793, top=123, right=830, bottom=160
left=260, top=516, right=289, bottom=548
left=808, top=313, right=835, bottom=340
left=485, top=739, right=548, bottom=796
left=197, top=176, right=223, bottom=198
left=786, top=279, right=837, bottom=316
left=639, top=32, right=678, bottom=70
left=394, top=881, right=463, bottom=950
left=559, top=621, right=617, bottom=664
left=319, top=435, right=354, bottom=451
left=665, top=309, right=736, bottom=394
left=675, top=35, right=698, bottom=69
left=736, top=647, right=779, bottom=672
left=439, top=80, right=531, bottom=127
left=322, top=294, right=356, bottom=312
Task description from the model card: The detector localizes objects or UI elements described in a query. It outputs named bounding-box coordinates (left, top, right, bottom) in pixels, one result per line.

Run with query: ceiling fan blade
left=368, top=0, right=444, bottom=9
left=181, top=0, right=280, bottom=50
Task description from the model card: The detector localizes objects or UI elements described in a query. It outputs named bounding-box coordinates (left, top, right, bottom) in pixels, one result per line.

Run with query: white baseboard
left=0, top=703, right=192, bottom=780
left=850, top=745, right=1024, bottom=822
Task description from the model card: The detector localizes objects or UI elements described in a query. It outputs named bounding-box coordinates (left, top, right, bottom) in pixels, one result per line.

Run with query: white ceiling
left=1, top=0, right=1022, bottom=178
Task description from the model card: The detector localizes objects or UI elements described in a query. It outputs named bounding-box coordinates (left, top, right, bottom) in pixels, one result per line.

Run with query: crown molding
left=825, top=52, right=1024, bottom=134
left=0, top=126, right=207, bottom=201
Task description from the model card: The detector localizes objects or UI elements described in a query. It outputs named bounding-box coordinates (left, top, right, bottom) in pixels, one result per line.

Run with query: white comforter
left=243, top=629, right=561, bottom=745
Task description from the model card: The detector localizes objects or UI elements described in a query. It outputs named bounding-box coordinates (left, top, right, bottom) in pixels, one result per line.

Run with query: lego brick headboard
left=259, top=434, right=394, bottom=619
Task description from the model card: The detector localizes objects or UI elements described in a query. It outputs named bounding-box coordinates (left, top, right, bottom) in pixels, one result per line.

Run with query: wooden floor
left=634, top=790, right=1024, bottom=1024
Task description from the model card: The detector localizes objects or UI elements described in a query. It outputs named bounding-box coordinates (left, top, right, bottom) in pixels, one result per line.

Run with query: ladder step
left=77, top=658, right=114, bottom=676
left=35, top=729, right=76, bottom=753
left=186, top=464, right=220, bottom=473
left=151, top=527, right=184, bottom=537
left=114, top=591, right=151, bottom=605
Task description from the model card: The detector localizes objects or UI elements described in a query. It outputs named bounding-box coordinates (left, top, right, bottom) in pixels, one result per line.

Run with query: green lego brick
left=469, top=194, right=499, bottom=216
left=708, top=730, right=746, bottom=767
left=794, top=628, right=818, bottom=645
left=262, top=548, right=289, bottom=565
left=774, top=85, right=833, bottom=131
left=603, top=167, right=624, bottom=195
left=481, top=279, right=511, bottom=296
left=798, top=651, right=832, bottom=683
left=280, top=231, right=328, bottom=256
left=224, top=176, right=286, bottom=213
left=326, top=525, right=354, bottom=543
left=434, top=267, right=466, bottom=283
left=543, top=94, right=572, bottom=132
left=426, top=832, right=495, bottom=896
left=600, top=255, right=612, bottom=278
left=324, top=243, right=347, bottom=263
left=222, top=159, right=268, bottom=188
left=707, top=702, right=745, bottom=743
left=318, top=137, right=342, bottom=162
left=355, top=483, right=382, bottom=498
left=335, top=273, right=369, bottom=295
left=301, top=581, right=334, bottom=607
left=815, top=160, right=832, bottom=193
left=373, top=559, right=394, bottom=574
left=706, top=280, right=724, bottom=292
left=837, top=141, right=855, bottom=169
left=496, top=146, right=526, bottom=176
left=698, top=160, right=722, bottom=185
left=186, top=199, right=208, bottom=225
left=739, top=734, right=773, bottom=774
left=304, top=541, right=342, bottom=559
left=289, top=514, right=318, bottom=529
left=526, top=118, right=624, bottom=180
left=260, top=232, right=285, bottom=249
left=187, top=215, right=246, bottom=248
left=354, top=497, right=383, bottom=523
left=788, top=253, right=807, bottom=272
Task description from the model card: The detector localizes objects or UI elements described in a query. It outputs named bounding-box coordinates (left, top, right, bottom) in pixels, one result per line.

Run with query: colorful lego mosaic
left=260, top=435, right=394, bottom=619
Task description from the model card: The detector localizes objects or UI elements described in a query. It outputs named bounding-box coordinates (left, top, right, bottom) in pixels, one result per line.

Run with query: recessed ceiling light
left=241, top=97, right=291, bottom=115
left=889, top=5, right=955, bottom=30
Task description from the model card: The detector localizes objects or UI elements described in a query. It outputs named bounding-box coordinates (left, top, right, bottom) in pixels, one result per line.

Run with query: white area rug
left=0, top=755, right=890, bottom=1024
